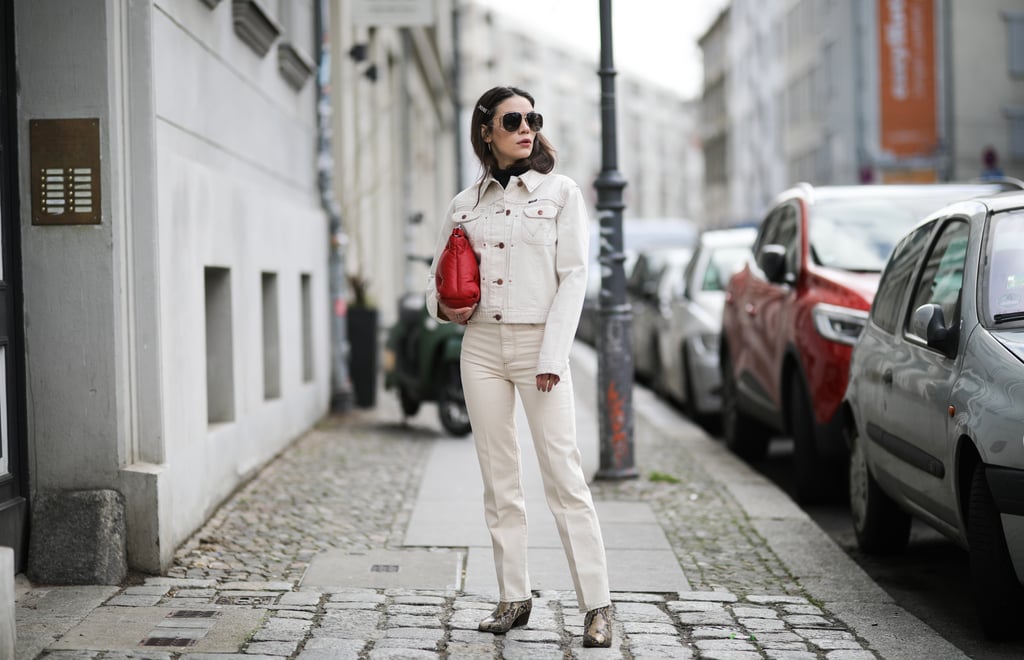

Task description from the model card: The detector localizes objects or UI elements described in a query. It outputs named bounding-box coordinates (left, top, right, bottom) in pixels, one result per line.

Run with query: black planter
left=347, top=306, right=379, bottom=408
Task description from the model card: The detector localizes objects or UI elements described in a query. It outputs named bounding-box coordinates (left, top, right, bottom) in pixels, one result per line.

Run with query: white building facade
left=947, top=1, right=1024, bottom=180
left=6, top=0, right=331, bottom=584
left=454, top=2, right=701, bottom=227
left=703, top=0, right=1024, bottom=225
left=329, top=0, right=459, bottom=329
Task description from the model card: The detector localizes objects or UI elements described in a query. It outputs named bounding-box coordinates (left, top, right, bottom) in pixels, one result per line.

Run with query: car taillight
left=812, top=303, right=869, bottom=346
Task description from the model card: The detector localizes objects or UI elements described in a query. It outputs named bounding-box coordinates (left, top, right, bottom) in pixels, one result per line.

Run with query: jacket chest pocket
left=521, top=204, right=558, bottom=245
left=452, top=209, right=483, bottom=246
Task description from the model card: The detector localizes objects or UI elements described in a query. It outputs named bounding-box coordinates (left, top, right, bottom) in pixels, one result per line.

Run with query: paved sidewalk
left=16, top=343, right=964, bottom=659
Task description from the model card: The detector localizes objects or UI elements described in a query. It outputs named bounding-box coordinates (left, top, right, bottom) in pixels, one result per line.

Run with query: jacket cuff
left=536, top=360, right=568, bottom=378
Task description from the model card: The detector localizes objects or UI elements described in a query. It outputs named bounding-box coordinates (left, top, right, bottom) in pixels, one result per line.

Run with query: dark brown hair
left=470, top=86, right=556, bottom=203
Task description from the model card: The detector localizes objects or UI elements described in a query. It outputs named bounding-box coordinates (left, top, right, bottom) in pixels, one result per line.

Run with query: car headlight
left=812, top=303, right=869, bottom=346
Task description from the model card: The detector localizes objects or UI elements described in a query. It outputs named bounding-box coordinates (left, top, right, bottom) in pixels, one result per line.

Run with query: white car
left=653, top=228, right=756, bottom=423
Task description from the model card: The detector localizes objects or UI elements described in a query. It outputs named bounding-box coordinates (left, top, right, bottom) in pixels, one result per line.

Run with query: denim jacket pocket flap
left=452, top=209, right=482, bottom=226
left=522, top=204, right=558, bottom=244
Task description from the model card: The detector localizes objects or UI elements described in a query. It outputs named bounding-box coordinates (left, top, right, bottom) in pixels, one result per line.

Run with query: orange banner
left=878, top=0, right=937, bottom=158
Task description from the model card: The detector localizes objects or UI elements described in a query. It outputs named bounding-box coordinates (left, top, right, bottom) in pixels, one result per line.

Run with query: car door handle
left=882, top=369, right=893, bottom=386
left=744, top=303, right=757, bottom=316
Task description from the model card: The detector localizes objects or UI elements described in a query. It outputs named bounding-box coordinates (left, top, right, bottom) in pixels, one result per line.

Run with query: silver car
left=577, top=219, right=695, bottom=346
left=654, top=228, right=756, bottom=422
left=842, top=191, right=1024, bottom=638
left=629, top=246, right=693, bottom=385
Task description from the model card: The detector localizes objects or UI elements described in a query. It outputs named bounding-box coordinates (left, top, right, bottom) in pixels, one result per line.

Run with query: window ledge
left=278, top=42, right=315, bottom=91
left=232, top=0, right=280, bottom=57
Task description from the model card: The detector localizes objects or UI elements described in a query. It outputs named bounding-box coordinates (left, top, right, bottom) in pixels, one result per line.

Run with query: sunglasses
left=497, top=111, right=543, bottom=133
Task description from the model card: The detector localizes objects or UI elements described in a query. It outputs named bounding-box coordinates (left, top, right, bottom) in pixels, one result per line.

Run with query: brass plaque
left=30, top=118, right=101, bottom=225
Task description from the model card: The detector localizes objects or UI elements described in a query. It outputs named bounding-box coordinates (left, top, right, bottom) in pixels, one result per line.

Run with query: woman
left=426, top=85, right=613, bottom=647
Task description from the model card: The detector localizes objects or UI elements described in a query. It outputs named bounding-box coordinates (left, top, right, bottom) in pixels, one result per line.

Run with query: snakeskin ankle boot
left=583, top=605, right=613, bottom=647
left=478, top=598, right=532, bottom=634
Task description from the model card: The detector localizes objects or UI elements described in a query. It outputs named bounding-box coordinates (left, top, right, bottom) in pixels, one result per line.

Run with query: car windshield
left=702, top=245, right=750, bottom=292
left=810, top=192, right=991, bottom=272
left=985, top=209, right=1024, bottom=326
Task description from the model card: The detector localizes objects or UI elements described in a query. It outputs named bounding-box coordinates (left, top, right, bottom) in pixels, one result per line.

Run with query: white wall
left=150, top=0, right=329, bottom=567
left=16, top=0, right=124, bottom=491
left=16, top=0, right=330, bottom=574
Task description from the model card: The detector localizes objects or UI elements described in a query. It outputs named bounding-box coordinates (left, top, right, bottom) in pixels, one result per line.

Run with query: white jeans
left=461, top=322, right=611, bottom=611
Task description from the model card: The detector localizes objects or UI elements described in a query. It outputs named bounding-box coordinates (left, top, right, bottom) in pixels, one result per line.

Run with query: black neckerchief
left=492, top=164, right=530, bottom=189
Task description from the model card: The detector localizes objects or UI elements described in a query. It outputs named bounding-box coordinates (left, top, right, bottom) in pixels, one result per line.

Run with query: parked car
left=654, top=227, right=756, bottom=423
left=842, top=191, right=1024, bottom=638
left=629, top=246, right=694, bottom=385
left=720, top=181, right=1012, bottom=503
left=577, top=218, right=696, bottom=346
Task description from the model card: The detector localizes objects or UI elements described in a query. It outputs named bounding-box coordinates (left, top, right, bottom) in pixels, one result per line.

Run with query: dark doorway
left=0, top=1, right=29, bottom=571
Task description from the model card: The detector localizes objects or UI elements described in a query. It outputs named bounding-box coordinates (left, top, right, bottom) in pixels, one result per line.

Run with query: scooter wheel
left=438, top=364, right=472, bottom=437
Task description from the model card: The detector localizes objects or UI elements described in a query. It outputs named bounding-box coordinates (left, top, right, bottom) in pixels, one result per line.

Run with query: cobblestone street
left=18, top=347, right=963, bottom=659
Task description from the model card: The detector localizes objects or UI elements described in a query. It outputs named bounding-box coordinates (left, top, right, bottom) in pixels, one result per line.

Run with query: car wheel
left=848, top=427, right=910, bottom=554
left=968, top=462, right=1024, bottom=639
left=399, top=385, right=421, bottom=417
left=790, top=376, right=839, bottom=504
left=720, top=348, right=770, bottom=461
left=438, top=363, right=472, bottom=437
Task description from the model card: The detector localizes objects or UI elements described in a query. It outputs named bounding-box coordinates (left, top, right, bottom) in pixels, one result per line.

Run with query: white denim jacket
left=427, top=169, right=590, bottom=377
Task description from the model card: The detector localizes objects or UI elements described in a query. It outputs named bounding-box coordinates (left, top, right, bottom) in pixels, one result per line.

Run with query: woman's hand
left=439, top=301, right=476, bottom=325
left=536, top=373, right=560, bottom=392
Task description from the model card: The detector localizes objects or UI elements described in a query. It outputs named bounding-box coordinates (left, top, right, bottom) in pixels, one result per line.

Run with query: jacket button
left=517, top=181, right=524, bottom=187
left=496, top=279, right=503, bottom=285
left=498, top=242, right=505, bottom=248
left=494, top=314, right=502, bottom=321
left=537, top=209, right=544, bottom=215
left=461, top=214, right=467, bottom=219
left=505, top=209, right=511, bottom=216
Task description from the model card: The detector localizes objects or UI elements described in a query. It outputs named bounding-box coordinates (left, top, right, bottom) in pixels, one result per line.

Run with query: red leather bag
left=436, top=226, right=480, bottom=309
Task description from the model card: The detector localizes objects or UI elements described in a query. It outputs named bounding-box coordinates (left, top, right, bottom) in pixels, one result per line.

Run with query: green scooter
left=383, top=292, right=472, bottom=437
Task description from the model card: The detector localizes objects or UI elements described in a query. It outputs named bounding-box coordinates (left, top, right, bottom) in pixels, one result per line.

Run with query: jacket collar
left=483, top=168, right=546, bottom=195
left=518, top=169, right=546, bottom=192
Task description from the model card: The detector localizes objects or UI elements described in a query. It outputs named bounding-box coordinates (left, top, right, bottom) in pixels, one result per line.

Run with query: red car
left=720, top=182, right=1011, bottom=503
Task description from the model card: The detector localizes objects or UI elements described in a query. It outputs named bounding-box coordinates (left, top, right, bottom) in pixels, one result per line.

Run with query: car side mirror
left=758, top=244, right=788, bottom=284
left=910, top=303, right=958, bottom=357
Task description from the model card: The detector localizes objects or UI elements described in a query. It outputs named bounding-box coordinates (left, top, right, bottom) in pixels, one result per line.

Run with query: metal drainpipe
left=315, top=0, right=354, bottom=412
left=451, top=0, right=464, bottom=191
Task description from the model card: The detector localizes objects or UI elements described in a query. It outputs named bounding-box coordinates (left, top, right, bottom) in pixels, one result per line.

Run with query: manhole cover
left=215, top=595, right=276, bottom=606
left=169, top=610, right=220, bottom=618
left=140, top=637, right=198, bottom=648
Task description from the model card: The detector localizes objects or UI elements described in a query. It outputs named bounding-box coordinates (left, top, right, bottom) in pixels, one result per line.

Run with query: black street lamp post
left=594, top=0, right=637, bottom=479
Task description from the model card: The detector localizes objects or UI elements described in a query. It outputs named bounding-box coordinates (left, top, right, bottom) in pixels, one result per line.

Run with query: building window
left=1007, top=12, right=1024, bottom=76
left=205, top=267, right=235, bottom=424
left=1008, top=107, right=1024, bottom=159
left=301, top=273, right=313, bottom=383
left=261, top=272, right=281, bottom=400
